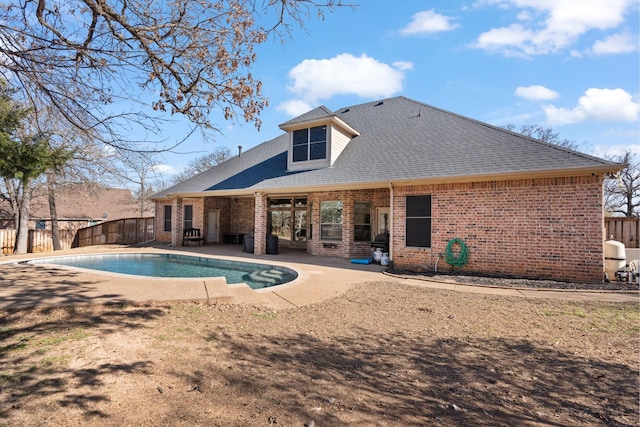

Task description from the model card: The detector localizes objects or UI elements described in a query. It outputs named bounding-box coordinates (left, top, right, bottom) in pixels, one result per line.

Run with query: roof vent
left=374, top=101, right=384, bottom=107
left=341, top=108, right=350, bottom=113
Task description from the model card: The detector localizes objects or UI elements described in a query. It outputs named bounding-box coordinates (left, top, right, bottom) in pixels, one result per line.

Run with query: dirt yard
left=0, top=281, right=638, bottom=426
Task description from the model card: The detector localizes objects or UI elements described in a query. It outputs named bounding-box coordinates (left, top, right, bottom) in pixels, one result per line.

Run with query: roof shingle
left=155, top=96, right=620, bottom=198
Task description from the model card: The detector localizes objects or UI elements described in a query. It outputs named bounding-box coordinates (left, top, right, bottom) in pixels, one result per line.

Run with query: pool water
left=27, top=253, right=298, bottom=289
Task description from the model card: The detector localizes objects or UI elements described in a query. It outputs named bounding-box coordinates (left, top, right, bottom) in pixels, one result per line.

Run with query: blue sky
left=158, top=0, right=639, bottom=174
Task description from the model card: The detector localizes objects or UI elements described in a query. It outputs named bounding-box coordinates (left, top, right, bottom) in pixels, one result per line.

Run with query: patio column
left=253, top=192, right=267, bottom=255
left=173, top=196, right=184, bottom=247
left=388, top=182, right=394, bottom=269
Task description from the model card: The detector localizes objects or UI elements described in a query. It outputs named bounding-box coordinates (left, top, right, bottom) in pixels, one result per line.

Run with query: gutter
left=156, top=165, right=622, bottom=200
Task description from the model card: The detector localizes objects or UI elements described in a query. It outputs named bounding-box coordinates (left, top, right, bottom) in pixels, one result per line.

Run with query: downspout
left=388, top=182, right=394, bottom=269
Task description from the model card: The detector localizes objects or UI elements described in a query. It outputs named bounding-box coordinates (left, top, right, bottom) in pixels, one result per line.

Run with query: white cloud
left=591, top=142, right=640, bottom=158
left=474, top=24, right=534, bottom=56
left=154, top=164, right=178, bottom=175
left=473, top=0, right=633, bottom=56
left=280, top=53, right=411, bottom=114
left=276, top=99, right=313, bottom=117
left=591, top=33, right=638, bottom=55
left=400, top=9, right=461, bottom=35
left=544, top=88, right=640, bottom=124
left=393, top=61, right=414, bottom=71
left=515, top=85, right=559, bottom=100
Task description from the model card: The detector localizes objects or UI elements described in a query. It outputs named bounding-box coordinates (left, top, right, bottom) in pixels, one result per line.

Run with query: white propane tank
left=373, top=248, right=383, bottom=263
left=380, top=252, right=389, bottom=266
left=604, top=239, right=626, bottom=279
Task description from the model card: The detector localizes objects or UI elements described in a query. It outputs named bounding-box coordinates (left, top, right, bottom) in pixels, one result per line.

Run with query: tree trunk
left=47, top=174, right=62, bottom=250
left=14, top=182, right=31, bottom=254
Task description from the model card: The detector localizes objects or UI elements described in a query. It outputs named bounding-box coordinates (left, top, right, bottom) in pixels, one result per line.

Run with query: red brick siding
left=189, top=199, right=205, bottom=230
left=167, top=197, right=204, bottom=246
left=392, top=176, right=604, bottom=282
left=203, top=197, right=228, bottom=241
left=154, top=200, right=172, bottom=243
left=307, top=189, right=390, bottom=258
left=230, top=198, right=255, bottom=234
left=254, top=193, right=267, bottom=254
left=173, top=197, right=183, bottom=246
left=203, top=196, right=254, bottom=242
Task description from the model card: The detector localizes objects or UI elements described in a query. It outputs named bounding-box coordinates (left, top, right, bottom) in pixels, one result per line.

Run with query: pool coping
left=21, top=252, right=301, bottom=289
left=0, top=244, right=638, bottom=311
left=0, top=245, right=386, bottom=310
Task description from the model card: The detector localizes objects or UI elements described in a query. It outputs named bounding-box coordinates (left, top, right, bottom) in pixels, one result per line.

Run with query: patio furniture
left=183, top=228, right=204, bottom=246
left=224, top=233, right=244, bottom=244
left=371, top=232, right=389, bottom=253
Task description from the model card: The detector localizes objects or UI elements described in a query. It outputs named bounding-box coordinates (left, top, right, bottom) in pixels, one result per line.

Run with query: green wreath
left=444, top=238, right=469, bottom=269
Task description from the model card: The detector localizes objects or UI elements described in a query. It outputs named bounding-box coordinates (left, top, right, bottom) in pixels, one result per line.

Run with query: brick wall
left=154, top=174, right=604, bottom=281
left=254, top=193, right=267, bottom=254
left=307, top=188, right=390, bottom=258
left=154, top=199, right=171, bottom=242
left=156, top=197, right=205, bottom=246
left=203, top=197, right=230, bottom=240
left=230, top=197, right=255, bottom=234
left=392, top=175, right=604, bottom=282
left=173, top=197, right=183, bottom=246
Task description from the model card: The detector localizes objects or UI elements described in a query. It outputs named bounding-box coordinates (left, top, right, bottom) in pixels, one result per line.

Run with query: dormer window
left=293, top=125, right=327, bottom=162
left=281, top=107, right=360, bottom=172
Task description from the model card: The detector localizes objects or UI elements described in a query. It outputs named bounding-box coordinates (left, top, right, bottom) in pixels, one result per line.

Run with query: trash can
left=243, top=234, right=254, bottom=253
left=266, top=234, right=278, bottom=254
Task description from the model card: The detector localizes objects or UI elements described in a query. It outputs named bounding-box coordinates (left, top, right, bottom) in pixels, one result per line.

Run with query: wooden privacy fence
left=76, top=217, right=155, bottom=247
left=0, top=217, right=154, bottom=254
left=605, top=217, right=639, bottom=248
left=0, top=229, right=76, bottom=255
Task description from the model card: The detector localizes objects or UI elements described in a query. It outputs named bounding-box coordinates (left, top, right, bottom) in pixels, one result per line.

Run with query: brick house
left=0, top=185, right=148, bottom=231
left=153, top=96, right=622, bottom=282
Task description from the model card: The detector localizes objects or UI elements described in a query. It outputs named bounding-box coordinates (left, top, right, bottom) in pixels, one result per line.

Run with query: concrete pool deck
left=0, top=244, right=638, bottom=311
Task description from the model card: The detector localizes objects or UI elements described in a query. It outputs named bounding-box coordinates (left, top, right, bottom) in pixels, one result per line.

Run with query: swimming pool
left=26, top=253, right=298, bottom=290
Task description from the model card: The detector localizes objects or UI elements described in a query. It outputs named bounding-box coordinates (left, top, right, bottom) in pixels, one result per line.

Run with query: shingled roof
left=26, top=185, right=148, bottom=220
left=155, top=96, right=620, bottom=198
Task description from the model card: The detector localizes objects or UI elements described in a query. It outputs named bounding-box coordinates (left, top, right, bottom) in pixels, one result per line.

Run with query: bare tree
left=504, top=124, right=579, bottom=150
left=604, top=151, right=639, bottom=217
left=0, top=0, right=350, bottom=151
left=505, top=123, right=637, bottom=217
left=171, top=146, right=233, bottom=185
left=113, top=151, right=163, bottom=217
left=24, top=101, right=118, bottom=249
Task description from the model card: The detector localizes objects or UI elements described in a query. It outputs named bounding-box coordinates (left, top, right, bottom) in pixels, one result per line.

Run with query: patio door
left=207, top=210, right=219, bottom=243
left=268, top=197, right=308, bottom=245
left=376, top=207, right=390, bottom=235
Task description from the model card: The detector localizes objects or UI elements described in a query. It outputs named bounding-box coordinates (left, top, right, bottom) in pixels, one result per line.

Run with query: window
left=35, top=220, right=46, bottom=230
left=268, top=198, right=308, bottom=241
left=354, top=202, right=371, bottom=242
left=320, top=201, right=343, bottom=241
left=184, top=205, right=193, bottom=229
left=164, top=206, right=172, bottom=232
left=406, top=195, right=431, bottom=247
left=292, top=125, right=327, bottom=162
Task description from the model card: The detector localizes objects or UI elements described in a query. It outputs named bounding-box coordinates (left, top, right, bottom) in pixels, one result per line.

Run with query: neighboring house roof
left=155, top=96, right=621, bottom=198
left=10, top=185, right=147, bottom=221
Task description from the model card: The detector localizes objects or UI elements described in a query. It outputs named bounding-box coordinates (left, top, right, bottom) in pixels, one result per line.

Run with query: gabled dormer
left=280, top=106, right=360, bottom=172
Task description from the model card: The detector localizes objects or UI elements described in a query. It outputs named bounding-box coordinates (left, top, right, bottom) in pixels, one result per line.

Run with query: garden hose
left=444, top=238, right=469, bottom=269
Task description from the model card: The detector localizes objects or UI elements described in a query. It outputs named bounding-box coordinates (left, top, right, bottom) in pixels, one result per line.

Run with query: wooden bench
left=182, top=228, right=204, bottom=246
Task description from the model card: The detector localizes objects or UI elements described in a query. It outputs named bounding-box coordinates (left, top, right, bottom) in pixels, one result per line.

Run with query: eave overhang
left=279, top=114, right=360, bottom=138
left=157, top=164, right=623, bottom=200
